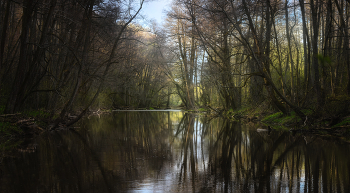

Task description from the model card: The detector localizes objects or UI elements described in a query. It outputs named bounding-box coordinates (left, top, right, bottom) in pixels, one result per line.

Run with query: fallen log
left=0, top=113, right=21, bottom=117
left=16, top=118, right=35, bottom=124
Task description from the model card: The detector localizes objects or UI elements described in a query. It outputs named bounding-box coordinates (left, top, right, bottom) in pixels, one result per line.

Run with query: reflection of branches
left=70, top=130, right=114, bottom=193
left=52, top=132, right=84, bottom=193
left=271, top=136, right=303, bottom=174
left=178, top=114, right=194, bottom=180
left=173, top=113, right=201, bottom=193
left=178, top=114, right=350, bottom=192
left=207, top=119, right=236, bottom=164
left=172, top=113, right=188, bottom=141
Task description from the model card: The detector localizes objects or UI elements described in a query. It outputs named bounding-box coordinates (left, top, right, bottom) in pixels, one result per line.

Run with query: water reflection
left=0, top=111, right=349, bottom=192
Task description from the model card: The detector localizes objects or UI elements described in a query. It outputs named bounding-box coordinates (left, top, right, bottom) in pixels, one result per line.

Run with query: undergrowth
left=0, top=122, right=22, bottom=136
left=261, top=112, right=283, bottom=122
left=332, top=117, right=350, bottom=128
left=0, top=122, right=24, bottom=152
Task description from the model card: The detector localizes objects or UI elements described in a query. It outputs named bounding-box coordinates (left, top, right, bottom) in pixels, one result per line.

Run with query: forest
left=1, top=0, right=350, bottom=130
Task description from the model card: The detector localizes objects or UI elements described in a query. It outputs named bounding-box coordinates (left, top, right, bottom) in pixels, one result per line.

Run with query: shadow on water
left=0, top=111, right=349, bottom=192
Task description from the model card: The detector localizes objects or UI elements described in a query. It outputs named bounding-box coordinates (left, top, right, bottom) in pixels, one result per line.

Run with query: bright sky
left=141, top=0, right=172, bottom=25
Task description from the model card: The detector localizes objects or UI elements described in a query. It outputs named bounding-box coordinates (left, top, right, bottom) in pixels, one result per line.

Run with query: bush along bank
left=222, top=107, right=350, bottom=142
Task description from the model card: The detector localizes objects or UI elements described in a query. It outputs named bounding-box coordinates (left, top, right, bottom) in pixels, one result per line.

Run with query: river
left=0, top=111, right=349, bottom=192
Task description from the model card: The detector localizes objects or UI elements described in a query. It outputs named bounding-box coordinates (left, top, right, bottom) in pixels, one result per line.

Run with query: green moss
left=302, top=109, right=313, bottom=116
left=261, top=112, right=283, bottom=122
left=235, top=107, right=249, bottom=114
left=198, top=108, right=207, bottom=112
left=262, top=111, right=302, bottom=125
left=223, top=107, right=249, bottom=117
left=332, top=117, right=350, bottom=128
left=0, top=122, right=19, bottom=132
left=0, top=122, right=23, bottom=139
left=282, top=112, right=302, bottom=124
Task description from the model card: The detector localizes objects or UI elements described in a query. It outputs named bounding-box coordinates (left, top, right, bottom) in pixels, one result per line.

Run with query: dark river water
left=1, top=111, right=350, bottom=193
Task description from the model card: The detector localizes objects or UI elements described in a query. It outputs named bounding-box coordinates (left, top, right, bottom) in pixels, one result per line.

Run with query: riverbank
left=2, top=106, right=350, bottom=153
left=221, top=106, right=350, bottom=143
left=0, top=107, right=182, bottom=151
left=0, top=110, right=51, bottom=152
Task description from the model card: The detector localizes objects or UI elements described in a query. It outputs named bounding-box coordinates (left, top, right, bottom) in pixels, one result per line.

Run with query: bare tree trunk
left=272, top=18, right=286, bottom=97
left=4, top=0, right=35, bottom=113
left=334, top=0, right=350, bottom=95
left=310, top=0, right=324, bottom=109
left=189, top=3, right=197, bottom=107
left=324, top=0, right=333, bottom=96
left=0, top=0, right=11, bottom=74
left=285, top=0, right=295, bottom=102
left=299, top=0, right=311, bottom=93
left=177, top=21, right=195, bottom=108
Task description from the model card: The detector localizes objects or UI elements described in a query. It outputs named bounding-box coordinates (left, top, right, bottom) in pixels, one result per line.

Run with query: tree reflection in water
left=0, top=111, right=349, bottom=193
left=197, top=119, right=350, bottom=193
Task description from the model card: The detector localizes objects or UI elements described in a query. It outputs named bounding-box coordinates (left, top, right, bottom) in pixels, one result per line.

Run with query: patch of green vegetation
left=149, top=107, right=154, bottom=110
left=0, top=105, right=5, bottom=114
left=262, top=111, right=302, bottom=125
left=261, top=112, right=283, bottom=122
left=236, top=107, right=249, bottom=113
left=332, top=117, right=350, bottom=128
left=198, top=108, right=207, bottom=111
left=282, top=111, right=302, bottom=124
left=224, top=107, right=249, bottom=117
left=0, top=122, right=18, bottom=131
left=301, top=109, right=314, bottom=116
left=231, top=107, right=249, bottom=116
left=0, top=122, right=23, bottom=137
